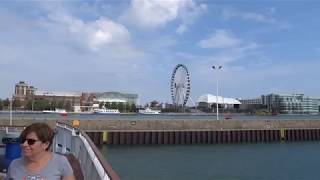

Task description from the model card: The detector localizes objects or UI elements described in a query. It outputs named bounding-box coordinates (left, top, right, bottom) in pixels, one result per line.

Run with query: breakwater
left=2, top=119, right=320, bottom=145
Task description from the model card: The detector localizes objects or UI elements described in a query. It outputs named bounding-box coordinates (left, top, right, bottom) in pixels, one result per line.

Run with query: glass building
left=262, top=94, right=319, bottom=114
left=94, top=92, right=138, bottom=104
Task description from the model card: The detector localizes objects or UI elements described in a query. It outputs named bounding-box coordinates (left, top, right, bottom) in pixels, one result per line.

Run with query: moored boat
left=42, top=108, right=67, bottom=116
left=93, top=108, right=120, bottom=114
left=139, top=107, right=161, bottom=114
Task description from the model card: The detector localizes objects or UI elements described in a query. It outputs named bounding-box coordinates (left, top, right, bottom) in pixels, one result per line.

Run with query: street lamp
left=9, top=96, right=13, bottom=125
left=212, top=65, right=222, bottom=120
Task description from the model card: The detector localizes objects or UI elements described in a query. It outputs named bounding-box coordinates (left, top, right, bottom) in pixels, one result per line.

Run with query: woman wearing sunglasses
left=6, top=123, right=75, bottom=180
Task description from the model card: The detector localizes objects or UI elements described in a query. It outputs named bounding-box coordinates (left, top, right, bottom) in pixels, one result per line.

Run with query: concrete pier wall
left=2, top=119, right=320, bottom=146
left=86, top=129, right=320, bottom=146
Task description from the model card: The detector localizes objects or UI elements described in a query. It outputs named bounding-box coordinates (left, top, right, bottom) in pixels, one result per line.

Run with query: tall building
left=13, top=81, right=36, bottom=109
left=262, top=93, right=319, bottom=114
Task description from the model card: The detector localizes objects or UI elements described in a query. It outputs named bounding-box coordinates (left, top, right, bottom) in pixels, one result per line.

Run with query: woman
left=6, top=123, right=75, bottom=180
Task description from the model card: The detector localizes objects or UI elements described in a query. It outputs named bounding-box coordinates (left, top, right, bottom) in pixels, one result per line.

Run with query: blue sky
left=1, top=0, right=320, bottom=105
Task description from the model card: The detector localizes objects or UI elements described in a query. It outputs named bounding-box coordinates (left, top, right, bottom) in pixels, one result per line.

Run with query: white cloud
left=222, top=9, right=276, bottom=24
left=198, top=30, right=241, bottom=49
left=125, top=0, right=206, bottom=31
left=88, top=18, right=130, bottom=50
left=43, top=11, right=131, bottom=51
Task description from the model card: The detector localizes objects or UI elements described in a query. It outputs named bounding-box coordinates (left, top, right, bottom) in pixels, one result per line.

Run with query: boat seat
left=59, top=153, right=84, bottom=180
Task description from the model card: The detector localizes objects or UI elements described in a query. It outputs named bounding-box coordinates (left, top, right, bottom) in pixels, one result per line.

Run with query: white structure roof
left=197, top=94, right=241, bottom=105
left=35, top=91, right=81, bottom=97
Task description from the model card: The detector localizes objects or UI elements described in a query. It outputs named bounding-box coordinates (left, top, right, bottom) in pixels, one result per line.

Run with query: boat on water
left=0, top=122, right=119, bottom=179
left=139, top=107, right=161, bottom=114
left=42, top=108, right=67, bottom=115
left=224, top=113, right=232, bottom=120
left=93, top=108, right=120, bottom=114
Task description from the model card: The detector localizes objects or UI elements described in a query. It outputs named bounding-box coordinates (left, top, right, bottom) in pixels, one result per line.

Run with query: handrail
left=56, top=122, right=120, bottom=180
left=81, top=132, right=120, bottom=179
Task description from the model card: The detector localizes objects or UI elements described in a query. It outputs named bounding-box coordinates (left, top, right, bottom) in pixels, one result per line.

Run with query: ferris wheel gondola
left=170, top=64, right=191, bottom=106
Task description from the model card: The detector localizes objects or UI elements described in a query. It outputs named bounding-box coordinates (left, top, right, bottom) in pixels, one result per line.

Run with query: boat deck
left=0, top=155, right=6, bottom=179
left=0, top=155, right=5, bottom=172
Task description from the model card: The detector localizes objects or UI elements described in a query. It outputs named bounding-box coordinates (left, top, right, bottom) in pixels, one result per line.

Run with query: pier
left=2, top=119, right=320, bottom=146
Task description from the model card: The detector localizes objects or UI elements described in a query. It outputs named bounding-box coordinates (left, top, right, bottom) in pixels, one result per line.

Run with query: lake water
left=100, top=142, right=320, bottom=180
left=1, top=112, right=320, bottom=179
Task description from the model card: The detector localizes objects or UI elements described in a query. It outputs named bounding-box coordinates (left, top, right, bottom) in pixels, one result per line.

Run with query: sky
left=1, top=0, right=320, bottom=105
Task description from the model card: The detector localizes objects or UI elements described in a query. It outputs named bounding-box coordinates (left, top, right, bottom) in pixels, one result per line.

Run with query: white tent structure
left=197, top=94, right=241, bottom=105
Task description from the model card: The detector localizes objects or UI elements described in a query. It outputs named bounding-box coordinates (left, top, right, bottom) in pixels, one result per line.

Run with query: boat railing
left=54, top=122, right=119, bottom=180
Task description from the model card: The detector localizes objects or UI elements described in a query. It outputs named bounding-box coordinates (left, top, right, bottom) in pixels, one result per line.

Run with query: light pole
left=212, top=65, right=222, bottom=120
left=9, top=96, right=13, bottom=125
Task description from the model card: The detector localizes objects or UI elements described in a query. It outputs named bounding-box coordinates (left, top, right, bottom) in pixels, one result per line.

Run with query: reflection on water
left=100, top=142, right=320, bottom=180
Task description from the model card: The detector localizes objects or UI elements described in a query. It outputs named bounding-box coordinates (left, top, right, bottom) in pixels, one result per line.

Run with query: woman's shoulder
left=7, top=157, right=24, bottom=172
left=9, top=157, right=24, bottom=167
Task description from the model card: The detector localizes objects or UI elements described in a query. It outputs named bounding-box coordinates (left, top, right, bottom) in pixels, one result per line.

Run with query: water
left=2, top=112, right=320, bottom=179
left=99, top=142, right=320, bottom=180
left=1, top=112, right=320, bottom=121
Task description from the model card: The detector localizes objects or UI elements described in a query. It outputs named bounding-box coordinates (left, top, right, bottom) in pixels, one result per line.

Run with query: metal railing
left=54, top=122, right=119, bottom=180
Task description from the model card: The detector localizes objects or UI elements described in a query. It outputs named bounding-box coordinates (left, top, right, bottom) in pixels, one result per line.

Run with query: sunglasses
left=20, top=138, right=40, bottom=145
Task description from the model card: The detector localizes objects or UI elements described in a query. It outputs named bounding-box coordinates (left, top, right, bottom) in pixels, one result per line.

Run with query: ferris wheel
left=170, top=64, right=191, bottom=106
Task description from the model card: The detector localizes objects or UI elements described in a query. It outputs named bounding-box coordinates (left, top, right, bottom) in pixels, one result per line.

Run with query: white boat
left=139, top=107, right=161, bottom=114
left=42, top=108, right=67, bottom=115
left=93, top=108, right=120, bottom=114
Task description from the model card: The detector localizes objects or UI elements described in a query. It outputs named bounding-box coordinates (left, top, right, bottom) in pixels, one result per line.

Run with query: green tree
left=111, top=102, right=117, bottom=109
left=12, top=99, right=21, bottom=110
left=0, top=99, right=3, bottom=110
left=34, top=99, right=50, bottom=111
left=99, top=102, right=104, bottom=109
left=130, top=103, right=136, bottom=112
left=118, top=102, right=124, bottom=112
left=150, top=100, right=159, bottom=108
left=25, top=100, right=33, bottom=110
left=57, top=101, right=64, bottom=109
left=105, top=102, right=111, bottom=109
left=3, top=98, right=10, bottom=108
left=124, top=102, right=132, bottom=112
left=124, top=102, right=130, bottom=112
left=64, top=101, right=72, bottom=112
left=50, top=100, right=57, bottom=110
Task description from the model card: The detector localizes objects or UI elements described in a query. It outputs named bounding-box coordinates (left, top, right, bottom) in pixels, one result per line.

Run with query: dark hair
left=20, top=123, right=54, bottom=151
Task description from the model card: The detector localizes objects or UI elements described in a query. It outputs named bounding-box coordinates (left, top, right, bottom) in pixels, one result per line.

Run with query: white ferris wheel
left=170, top=64, right=191, bottom=106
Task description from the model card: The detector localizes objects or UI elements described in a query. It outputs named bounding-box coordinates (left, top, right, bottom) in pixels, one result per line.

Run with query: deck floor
left=0, top=155, right=5, bottom=173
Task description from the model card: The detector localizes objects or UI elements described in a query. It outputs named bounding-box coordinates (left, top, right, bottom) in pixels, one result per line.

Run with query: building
left=239, top=97, right=266, bottom=112
left=262, top=93, right=319, bottom=114
left=11, top=81, right=139, bottom=112
left=261, top=93, right=281, bottom=112
left=94, top=92, right=138, bottom=105
left=278, top=94, right=318, bottom=114
left=197, top=94, right=241, bottom=112
left=34, top=91, right=81, bottom=111
left=13, top=81, right=36, bottom=109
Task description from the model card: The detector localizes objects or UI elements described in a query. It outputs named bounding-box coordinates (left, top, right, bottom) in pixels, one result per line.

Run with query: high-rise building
left=13, top=81, right=36, bottom=109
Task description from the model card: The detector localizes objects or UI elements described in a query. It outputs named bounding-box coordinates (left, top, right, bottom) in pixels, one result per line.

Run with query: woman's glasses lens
left=20, top=138, right=38, bottom=145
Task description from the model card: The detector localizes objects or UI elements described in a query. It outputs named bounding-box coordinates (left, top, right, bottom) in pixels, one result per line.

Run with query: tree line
left=0, top=98, right=73, bottom=111
left=0, top=98, right=137, bottom=112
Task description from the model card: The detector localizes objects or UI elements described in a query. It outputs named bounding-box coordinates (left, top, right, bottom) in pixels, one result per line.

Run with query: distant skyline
left=1, top=1, right=320, bottom=104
